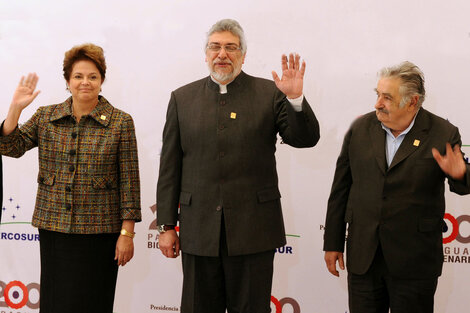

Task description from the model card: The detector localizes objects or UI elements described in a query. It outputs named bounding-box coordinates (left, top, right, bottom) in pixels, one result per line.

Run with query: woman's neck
left=72, top=97, right=98, bottom=122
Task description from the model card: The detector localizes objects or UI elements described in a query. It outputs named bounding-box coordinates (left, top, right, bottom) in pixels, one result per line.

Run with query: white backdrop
left=1, top=0, right=470, bottom=312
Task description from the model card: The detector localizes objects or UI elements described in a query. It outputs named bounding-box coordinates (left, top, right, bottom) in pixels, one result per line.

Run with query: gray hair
left=206, top=19, right=247, bottom=54
left=379, top=61, right=426, bottom=108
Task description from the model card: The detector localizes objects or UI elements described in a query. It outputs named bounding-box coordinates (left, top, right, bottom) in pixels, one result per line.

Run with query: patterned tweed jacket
left=0, top=96, right=141, bottom=233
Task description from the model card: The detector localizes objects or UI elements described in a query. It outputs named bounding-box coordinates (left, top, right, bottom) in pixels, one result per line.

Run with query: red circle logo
left=4, top=280, right=28, bottom=309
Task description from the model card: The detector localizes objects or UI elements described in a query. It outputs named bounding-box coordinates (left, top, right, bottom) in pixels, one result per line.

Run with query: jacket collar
left=49, top=95, right=113, bottom=127
left=369, top=108, right=431, bottom=173
left=388, top=108, right=430, bottom=170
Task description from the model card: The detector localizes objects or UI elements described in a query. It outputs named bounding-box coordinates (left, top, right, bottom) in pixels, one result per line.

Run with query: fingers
left=324, top=252, right=339, bottom=277
left=21, top=73, right=39, bottom=90
left=446, top=142, right=453, bottom=156
left=271, top=71, right=280, bottom=83
left=431, top=147, right=443, bottom=163
left=32, top=90, right=41, bottom=101
left=115, top=236, right=134, bottom=266
left=281, top=54, right=288, bottom=71
left=161, top=248, right=177, bottom=258
left=174, top=239, right=181, bottom=257
left=300, top=60, right=306, bottom=76
left=280, top=53, right=305, bottom=74
left=158, top=231, right=180, bottom=258
left=117, top=251, right=134, bottom=266
left=338, top=253, right=345, bottom=270
left=294, top=53, right=300, bottom=71
left=432, top=143, right=462, bottom=162
left=18, top=76, right=25, bottom=87
left=289, top=53, right=294, bottom=71
left=326, top=260, right=339, bottom=277
left=453, top=144, right=463, bottom=157
left=30, top=73, right=39, bottom=90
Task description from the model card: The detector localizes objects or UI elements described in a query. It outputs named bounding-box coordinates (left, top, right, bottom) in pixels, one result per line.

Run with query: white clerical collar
left=210, top=76, right=231, bottom=94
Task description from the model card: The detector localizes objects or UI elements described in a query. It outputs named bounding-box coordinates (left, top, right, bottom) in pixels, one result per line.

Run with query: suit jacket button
left=216, top=205, right=222, bottom=211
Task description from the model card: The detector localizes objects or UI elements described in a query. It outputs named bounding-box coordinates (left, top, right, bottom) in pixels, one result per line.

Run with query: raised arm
left=3, top=73, right=40, bottom=136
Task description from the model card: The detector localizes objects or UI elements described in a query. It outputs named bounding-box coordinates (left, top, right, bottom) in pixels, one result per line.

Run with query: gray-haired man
left=324, top=61, right=470, bottom=313
left=157, top=19, right=320, bottom=312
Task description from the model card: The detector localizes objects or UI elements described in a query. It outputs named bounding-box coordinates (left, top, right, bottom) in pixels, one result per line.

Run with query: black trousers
left=39, top=229, right=119, bottom=313
left=181, top=217, right=275, bottom=313
left=348, top=244, right=438, bottom=313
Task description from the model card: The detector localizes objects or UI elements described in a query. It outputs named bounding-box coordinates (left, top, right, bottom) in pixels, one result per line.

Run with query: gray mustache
left=213, top=58, right=233, bottom=65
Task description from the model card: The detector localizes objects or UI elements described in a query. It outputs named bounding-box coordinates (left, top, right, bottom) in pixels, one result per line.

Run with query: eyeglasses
left=206, top=44, right=241, bottom=53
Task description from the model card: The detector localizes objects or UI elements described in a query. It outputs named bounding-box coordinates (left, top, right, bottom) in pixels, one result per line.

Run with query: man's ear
left=407, top=95, right=420, bottom=111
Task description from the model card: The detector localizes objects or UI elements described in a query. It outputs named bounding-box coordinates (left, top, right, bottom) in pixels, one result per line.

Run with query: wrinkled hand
left=115, top=235, right=134, bottom=266
left=159, top=230, right=180, bottom=258
left=11, top=73, right=40, bottom=111
left=271, top=53, right=305, bottom=99
left=324, top=251, right=345, bottom=277
left=432, top=143, right=466, bottom=181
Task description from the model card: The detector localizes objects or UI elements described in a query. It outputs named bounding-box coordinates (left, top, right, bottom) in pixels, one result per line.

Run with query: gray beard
left=210, top=70, right=236, bottom=83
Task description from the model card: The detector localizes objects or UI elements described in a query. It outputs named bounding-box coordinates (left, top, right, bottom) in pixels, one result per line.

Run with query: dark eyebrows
left=72, top=71, right=99, bottom=76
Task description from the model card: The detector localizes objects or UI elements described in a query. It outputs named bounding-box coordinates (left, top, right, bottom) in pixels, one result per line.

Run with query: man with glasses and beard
left=156, top=19, right=320, bottom=313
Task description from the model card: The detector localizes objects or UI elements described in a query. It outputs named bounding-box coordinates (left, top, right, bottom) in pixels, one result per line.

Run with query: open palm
left=11, top=73, right=40, bottom=111
left=272, top=53, right=305, bottom=99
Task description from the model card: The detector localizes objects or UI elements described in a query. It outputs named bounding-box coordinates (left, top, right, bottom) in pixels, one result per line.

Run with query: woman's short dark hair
left=63, top=43, right=106, bottom=82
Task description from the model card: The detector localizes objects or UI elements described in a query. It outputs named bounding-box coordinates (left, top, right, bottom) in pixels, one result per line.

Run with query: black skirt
left=38, top=229, right=120, bottom=313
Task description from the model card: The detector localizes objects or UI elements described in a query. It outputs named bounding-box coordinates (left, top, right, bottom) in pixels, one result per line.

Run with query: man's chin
left=211, top=71, right=235, bottom=83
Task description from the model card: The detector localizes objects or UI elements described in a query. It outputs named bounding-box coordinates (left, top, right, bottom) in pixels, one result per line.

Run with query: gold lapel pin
left=413, top=139, right=420, bottom=147
left=230, top=112, right=237, bottom=119
left=100, top=115, right=107, bottom=120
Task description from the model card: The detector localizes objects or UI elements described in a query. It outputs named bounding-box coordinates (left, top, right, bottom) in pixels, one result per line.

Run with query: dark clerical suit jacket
left=324, top=109, right=470, bottom=279
left=157, top=71, right=320, bottom=257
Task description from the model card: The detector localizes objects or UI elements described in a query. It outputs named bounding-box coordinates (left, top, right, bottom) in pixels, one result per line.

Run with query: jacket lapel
left=388, top=109, right=430, bottom=171
left=369, top=119, right=387, bottom=175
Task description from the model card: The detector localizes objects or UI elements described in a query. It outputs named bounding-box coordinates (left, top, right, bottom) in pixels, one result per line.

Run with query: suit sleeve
left=274, top=90, right=320, bottom=148
left=156, top=92, right=183, bottom=226
left=447, top=126, right=470, bottom=195
left=323, top=127, right=353, bottom=252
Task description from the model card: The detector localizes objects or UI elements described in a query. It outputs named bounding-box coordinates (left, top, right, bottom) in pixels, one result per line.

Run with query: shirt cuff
left=287, top=95, right=304, bottom=112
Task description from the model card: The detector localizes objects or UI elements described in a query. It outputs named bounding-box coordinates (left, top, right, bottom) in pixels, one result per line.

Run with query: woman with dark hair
left=0, top=43, right=141, bottom=313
